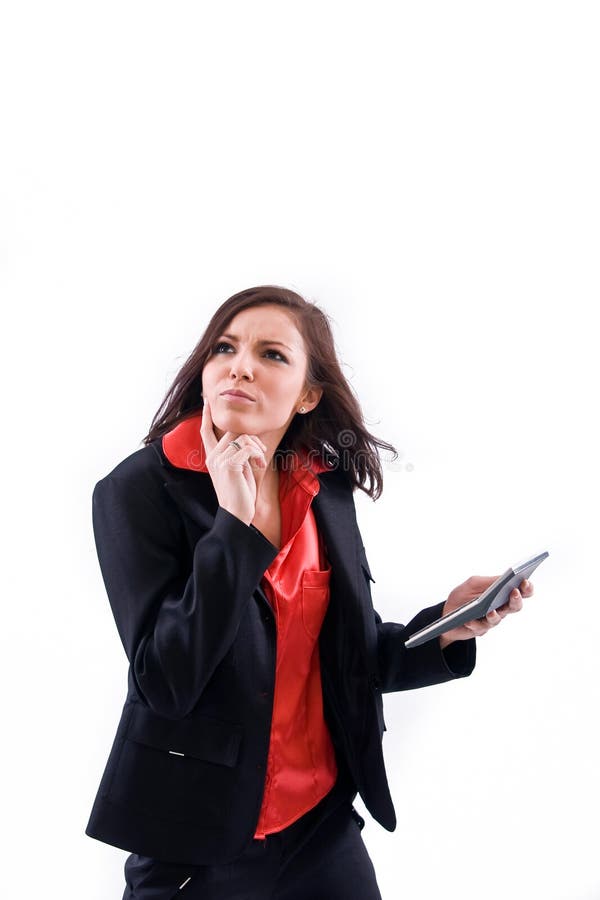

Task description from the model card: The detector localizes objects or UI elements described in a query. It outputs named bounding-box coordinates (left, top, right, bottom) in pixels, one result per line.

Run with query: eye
left=212, top=342, right=287, bottom=363
left=264, top=348, right=288, bottom=362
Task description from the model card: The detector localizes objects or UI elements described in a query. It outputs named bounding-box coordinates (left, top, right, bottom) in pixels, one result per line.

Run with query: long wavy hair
left=142, top=285, right=398, bottom=500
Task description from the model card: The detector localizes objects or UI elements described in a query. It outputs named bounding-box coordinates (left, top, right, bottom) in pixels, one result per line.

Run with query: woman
left=85, top=285, right=533, bottom=899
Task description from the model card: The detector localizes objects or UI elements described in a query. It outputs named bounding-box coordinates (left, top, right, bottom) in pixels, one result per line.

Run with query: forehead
left=224, top=304, right=304, bottom=350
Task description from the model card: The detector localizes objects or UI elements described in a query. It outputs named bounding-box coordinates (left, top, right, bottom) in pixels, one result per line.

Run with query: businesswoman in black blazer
left=85, top=285, right=533, bottom=899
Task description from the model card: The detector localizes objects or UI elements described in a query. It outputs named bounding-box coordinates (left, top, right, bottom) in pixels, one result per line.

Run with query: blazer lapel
left=312, top=472, right=375, bottom=668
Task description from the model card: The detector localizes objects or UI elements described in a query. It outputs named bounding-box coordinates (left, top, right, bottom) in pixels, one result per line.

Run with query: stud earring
left=299, top=406, right=306, bottom=413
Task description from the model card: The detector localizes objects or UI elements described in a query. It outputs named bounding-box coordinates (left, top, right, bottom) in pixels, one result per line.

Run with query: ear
left=299, top=386, right=323, bottom=413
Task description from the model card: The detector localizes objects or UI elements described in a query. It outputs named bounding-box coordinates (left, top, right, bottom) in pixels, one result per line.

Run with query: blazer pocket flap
left=126, top=704, right=242, bottom=767
left=302, top=567, right=331, bottom=590
left=360, top=557, right=376, bottom=583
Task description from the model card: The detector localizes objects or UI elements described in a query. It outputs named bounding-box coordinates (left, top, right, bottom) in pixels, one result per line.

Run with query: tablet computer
left=404, top=550, right=549, bottom=649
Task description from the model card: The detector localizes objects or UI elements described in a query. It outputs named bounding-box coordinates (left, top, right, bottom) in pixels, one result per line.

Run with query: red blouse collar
left=161, top=411, right=331, bottom=492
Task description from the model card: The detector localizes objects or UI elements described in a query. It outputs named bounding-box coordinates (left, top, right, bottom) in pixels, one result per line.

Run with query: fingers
left=226, top=438, right=268, bottom=470
left=509, top=589, right=524, bottom=612
left=218, top=433, right=268, bottom=471
left=246, top=434, right=268, bottom=453
left=464, top=618, right=494, bottom=636
left=462, top=578, right=534, bottom=639
left=498, top=581, right=531, bottom=615
left=472, top=584, right=529, bottom=632
left=227, top=434, right=267, bottom=459
left=466, top=608, right=503, bottom=636
left=484, top=578, right=534, bottom=617
left=200, top=399, right=267, bottom=462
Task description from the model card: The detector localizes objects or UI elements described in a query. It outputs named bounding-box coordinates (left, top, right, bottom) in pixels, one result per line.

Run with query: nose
left=227, top=347, right=254, bottom=382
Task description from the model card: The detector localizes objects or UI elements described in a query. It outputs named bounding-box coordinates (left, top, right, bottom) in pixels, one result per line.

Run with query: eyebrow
left=220, top=333, right=294, bottom=353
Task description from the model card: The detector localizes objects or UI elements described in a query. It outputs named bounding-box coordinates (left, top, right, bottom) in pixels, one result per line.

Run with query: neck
left=254, top=460, right=280, bottom=505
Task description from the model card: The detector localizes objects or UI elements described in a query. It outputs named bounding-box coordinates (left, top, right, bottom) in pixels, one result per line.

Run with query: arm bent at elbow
left=374, top=604, right=476, bottom=694
left=92, top=475, right=278, bottom=718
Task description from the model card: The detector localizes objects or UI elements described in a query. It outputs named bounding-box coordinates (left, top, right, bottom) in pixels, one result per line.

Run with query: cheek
left=201, top=361, right=218, bottom=386
left=270, top=380, right=297, bottom=403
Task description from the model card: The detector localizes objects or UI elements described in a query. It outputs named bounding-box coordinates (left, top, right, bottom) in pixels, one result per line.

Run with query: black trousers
left=122, top=766, right=382, bottom=900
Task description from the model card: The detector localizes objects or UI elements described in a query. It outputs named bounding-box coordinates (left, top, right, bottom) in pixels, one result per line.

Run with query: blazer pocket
left=301, top=566, right=332, bottom=640
left=107, top=703, right=243, bottom=826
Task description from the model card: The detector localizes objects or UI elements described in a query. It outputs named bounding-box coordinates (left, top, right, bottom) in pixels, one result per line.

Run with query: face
left=201, top=304, right=322, bottom=445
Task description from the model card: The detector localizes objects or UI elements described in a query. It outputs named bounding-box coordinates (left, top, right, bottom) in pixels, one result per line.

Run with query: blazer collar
left=151, top=410, right=337, bottom=531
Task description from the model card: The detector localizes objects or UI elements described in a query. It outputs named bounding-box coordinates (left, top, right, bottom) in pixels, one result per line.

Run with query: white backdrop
left=2, top=2, right=598, bottom=898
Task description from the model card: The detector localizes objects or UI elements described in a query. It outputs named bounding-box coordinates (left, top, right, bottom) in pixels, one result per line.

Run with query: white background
left=2, top=2, right=598, bottom=898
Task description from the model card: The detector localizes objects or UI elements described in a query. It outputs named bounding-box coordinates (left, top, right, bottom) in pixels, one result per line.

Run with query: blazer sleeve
left=374, top=605, right=476, bottom=694
left=91, top=473, right=279, bottom=719
left=358, top=542, right=476, bottom=693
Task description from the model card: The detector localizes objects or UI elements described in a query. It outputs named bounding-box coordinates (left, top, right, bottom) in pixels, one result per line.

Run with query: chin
left=215, top=410, right=256, bottom=430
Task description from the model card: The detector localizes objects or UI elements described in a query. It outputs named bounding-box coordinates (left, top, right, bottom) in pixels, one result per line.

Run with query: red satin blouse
left=162, top=413, right=339, bottom=839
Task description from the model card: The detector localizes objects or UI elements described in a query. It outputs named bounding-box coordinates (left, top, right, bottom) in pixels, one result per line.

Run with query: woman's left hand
left=439, top=575, right=534, bottom=649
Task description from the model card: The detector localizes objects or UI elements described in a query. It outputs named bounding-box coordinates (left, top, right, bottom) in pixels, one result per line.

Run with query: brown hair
left=142, top=285, right=398, bottom=500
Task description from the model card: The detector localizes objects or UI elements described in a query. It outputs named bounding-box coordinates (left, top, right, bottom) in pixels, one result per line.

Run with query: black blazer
left=85, top=438, right=476, bottom=865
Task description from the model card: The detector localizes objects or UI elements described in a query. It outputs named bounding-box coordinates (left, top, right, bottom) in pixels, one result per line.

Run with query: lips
left=221, top=390, right=255, bottom=401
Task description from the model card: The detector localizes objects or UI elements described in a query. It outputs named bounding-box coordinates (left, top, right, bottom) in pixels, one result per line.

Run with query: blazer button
left=351, top=806, right=366, bottom=830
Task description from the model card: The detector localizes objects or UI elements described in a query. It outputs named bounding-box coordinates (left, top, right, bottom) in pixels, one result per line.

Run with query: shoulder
left=94, top=439, right=167, bottom=500
left=92, top=439, right=186, bottom=541
left=315, top=461, right=355, bottom=497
